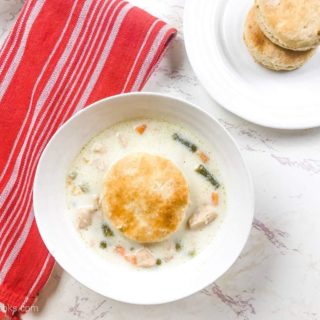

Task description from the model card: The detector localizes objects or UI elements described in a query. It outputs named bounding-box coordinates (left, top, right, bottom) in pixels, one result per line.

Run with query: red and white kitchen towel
left=0, top=0, right=176, bottom=318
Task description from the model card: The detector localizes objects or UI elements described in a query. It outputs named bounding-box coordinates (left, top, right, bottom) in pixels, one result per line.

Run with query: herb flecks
left=188, top=249, right=196, bottom=257
left=195, top=164, right=220, bottom=188
left=68, top=171, right=77, bottom=180
left=79, top=183, right=90, bottom=193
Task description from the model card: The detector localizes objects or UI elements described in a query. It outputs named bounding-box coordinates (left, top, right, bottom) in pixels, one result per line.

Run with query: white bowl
left=34, top=93, right=254, bottom=304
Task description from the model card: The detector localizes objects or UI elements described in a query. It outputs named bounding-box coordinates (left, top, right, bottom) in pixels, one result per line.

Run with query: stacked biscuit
left=244, top=0, right=320, bottom=71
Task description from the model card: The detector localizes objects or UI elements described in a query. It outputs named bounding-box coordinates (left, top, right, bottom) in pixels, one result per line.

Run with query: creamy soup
left=66, top=118, right=226, bottom=268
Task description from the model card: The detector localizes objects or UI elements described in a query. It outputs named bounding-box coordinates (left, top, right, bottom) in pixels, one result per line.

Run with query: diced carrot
left=135, top=124, right=147, bottom=135
left=211, top=191, right=219, bottom=206
left=115, top=245, right=126, bottom=256
left=197, top=150, right=209, bottom=163
left=125, top=255, right=137, bottom=265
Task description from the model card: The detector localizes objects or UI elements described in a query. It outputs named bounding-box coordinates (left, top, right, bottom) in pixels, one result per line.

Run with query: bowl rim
left=33, top=91, right=255, bottom=304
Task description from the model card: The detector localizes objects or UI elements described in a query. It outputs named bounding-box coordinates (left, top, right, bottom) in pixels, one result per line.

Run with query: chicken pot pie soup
left=66, top=118, right=226, bottom=268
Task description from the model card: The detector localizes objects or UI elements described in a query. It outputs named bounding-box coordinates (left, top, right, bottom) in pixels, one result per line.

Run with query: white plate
left=184, top=0, right=320, bottom=129
left=34, top=93, right=254, bottom=304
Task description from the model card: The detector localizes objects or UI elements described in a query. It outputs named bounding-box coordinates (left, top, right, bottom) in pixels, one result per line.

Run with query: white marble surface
left=1, top=0, right=320, bottom=319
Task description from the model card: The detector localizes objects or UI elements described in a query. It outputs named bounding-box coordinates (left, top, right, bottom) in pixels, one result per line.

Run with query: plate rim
left=183, top=0, right=320, bottom=130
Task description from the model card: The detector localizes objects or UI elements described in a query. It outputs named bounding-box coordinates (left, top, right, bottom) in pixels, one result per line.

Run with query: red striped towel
left=0, top=0, right=176, bottom=318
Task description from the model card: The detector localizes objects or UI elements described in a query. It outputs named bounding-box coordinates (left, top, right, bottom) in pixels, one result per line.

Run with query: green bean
left=172, top=133, right=197, bottom=153
left=195, top=164, right=220, bottom=188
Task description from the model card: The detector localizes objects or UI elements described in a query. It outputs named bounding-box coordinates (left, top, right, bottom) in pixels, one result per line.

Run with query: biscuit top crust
left=244, top=7, right=314, bottom=68
left=256, top=0, right=320, bottom=49
left=102, top=153, right=189, bottom=243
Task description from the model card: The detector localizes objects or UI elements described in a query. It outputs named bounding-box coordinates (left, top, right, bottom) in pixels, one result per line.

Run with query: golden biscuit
left=256, top=0, right=320, bottom=51
left=102, top=153, right=189, bottom=243
left=244, top=7, right=315, bottom=71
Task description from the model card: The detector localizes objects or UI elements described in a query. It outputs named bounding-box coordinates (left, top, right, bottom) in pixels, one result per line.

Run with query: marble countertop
left=1, top=1, right=320, bottom=319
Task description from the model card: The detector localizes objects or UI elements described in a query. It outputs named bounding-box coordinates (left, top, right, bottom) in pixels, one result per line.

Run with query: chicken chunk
left=116, top=132, right=128, bottom=148
left=92, top=194, right=101, bottom=210
left=135, top=248, right=156, bottom=267
left=92, top=142, right=104, bottom=153
left=77, top=206, right=96, bottom=229
left=163, top=242, right=175, bottom=262
left=188, top=205, right=218, bottom=230
left=91, top=159, right=106, bottom=171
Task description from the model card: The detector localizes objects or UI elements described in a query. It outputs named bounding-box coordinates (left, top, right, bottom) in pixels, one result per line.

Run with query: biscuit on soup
left=102, top=153, right=189, bottom=243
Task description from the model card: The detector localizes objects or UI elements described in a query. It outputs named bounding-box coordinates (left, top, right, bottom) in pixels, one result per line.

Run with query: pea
left=100, top=241, right=107, bottom=249
left=102, top=224, right=114, bottom=237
